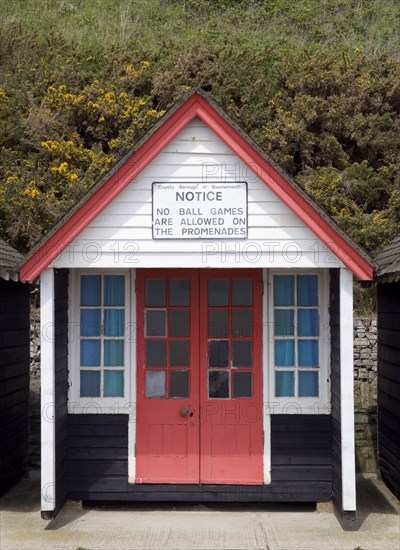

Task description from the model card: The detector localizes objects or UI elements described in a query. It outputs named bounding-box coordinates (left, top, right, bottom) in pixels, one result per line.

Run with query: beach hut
left=375, top=235, right=400, bottom=497
left=0, top=238, right=30, bottom=494
left=19, top=90, right=374, bottom=518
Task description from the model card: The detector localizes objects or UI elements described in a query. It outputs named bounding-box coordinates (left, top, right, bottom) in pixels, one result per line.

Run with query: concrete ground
left=0, top=470, right=399, bottom=550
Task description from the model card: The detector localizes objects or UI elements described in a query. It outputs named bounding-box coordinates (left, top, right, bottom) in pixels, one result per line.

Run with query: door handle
left=180, top=408, right=193, bottom=417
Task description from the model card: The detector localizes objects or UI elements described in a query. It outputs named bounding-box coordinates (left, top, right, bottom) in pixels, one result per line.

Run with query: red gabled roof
left=20, top=90, right=374, bottom=281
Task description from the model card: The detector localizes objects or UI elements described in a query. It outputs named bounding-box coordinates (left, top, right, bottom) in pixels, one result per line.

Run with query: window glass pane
left=208, top=279, right=229, bottom=306
left=104, top=340, right=124, bottom=366
left=80, top=309, right=101, bottom=337
left=146, top=370, right=166, bottom=398
left=208, top=340, right=229, bottom=368
left=146, top=340, right=166, bottom=367
left=104, top=370, right=124, bottom=397
left=275, top=371, right=294, bottom=397
left=274, top=309, right=294, bottom=337
left=169, top=310, right=190, bottom=337
left=80, top=275, right=101, bottom=306
left=146, top=279, right=166, bottom=306
left=298, top=309, right=319, bottom=337
left=232, top=310, right=252, bottom=337
left=274, top=340, right=295, bottom=367
left=232, top=341, right=252, bottom=367
left=145, top=310, right=166, bottom=337
left=298, top=340, right=319, bottom=367
left=80, top=370, right=100, bottom=397
left=80, top=340, right=100, bottom=366
left=297, top=275, right=318, bottom=306
left=104, top=275, right=125, bottom=306
left=232, top=279, right=252, bottom=306
left=233, top=372, right=252, bottom=398
left=299, top=371, right=319, bottom=397
left=170, top=371, right=189, bottom=398
left=104, top=309, right=124, bottom=337
left=170, top=340, right=189, bottom=367
left=170, top=279, right=190, bottom=306
left=208, top=309, right=228, bottom=337
left=274, top=275, right=294, bottom=306
left=209, top=370, right=229, bottom=398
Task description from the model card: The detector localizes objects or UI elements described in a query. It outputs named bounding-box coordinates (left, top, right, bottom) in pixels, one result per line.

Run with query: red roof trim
left=20, top=92, right=373, bottom=281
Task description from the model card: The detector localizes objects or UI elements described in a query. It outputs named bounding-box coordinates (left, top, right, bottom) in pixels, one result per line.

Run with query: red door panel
left=199, top=270, right=263, bottom=484
left=136, top=270, right=199, bottom=483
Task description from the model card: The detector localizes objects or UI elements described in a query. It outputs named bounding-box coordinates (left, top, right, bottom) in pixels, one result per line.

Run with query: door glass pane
left=298, top=309, right=319, bottom=337
left=80, top=309, right=101, bottom=337
left=146, top=340, right=166, bottom=367
left=232, top=309, right=252, bottom=337
left=297, top=275, right=318, bottom=306
left=208, top=279, right=229, bottom=306
left=80, top=370, right=100, bottom=397
left=104, top=275, right=125, bottom=306
left=274, top=309, right=294, bottom=336
left=275, top=371, right=294, bottom=397
left=145, top=309, right=166, bottom=337
left=299, top=371, right=319, bottom=397
left=274, top=275, right=294, bottom=306
left=209, top=370, right=229, bottom=398
left=104, top=370, right=124, bottom=397
left=208, top=340, right=229, bottom=368
left=80, top=340, right=100, bottom=366
left=146, top=370, right=166, bottom=398
left=170, top=370, right=189, bottom=398
left=104, top=309, right=124, bottom=337
left=208, top=309, right=228, bottom=337
left=146, top=279, right=166, bottom=306
left=104, top=340, right=124, bottom=366
left=274, top=340, right=295, bottom=367
left=232, top=279, right=252, bottom=306
left=233, top=372, right=252, bottom=398
left=170, top=340, right=189, bottom=367
left=80, top=275, right=101, bottom=306
left=170, top=279, right=190, bottom=306
left=298, top=340, right=319, bottom=367
left=232, top=341, right=252, bottom=367
left=169, top=310, right=190, bottom=337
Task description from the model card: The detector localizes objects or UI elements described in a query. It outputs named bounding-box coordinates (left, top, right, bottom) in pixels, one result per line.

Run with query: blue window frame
left=79, top=274, right=125, bottom=398
left=273, top=274, right=320, bottom=398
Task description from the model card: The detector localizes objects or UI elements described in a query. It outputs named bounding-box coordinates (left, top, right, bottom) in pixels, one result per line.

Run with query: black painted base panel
left=68, top=481, right=332, bottom=503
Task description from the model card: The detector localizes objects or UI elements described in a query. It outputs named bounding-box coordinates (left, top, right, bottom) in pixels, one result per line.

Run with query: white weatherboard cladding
left=51, top=118, right=343, bottom=269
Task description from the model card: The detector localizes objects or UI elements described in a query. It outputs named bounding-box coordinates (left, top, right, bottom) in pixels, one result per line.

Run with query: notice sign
left=152, top=182, right=248, bottom=239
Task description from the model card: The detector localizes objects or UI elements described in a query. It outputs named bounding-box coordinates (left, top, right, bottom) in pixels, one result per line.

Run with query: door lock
left=180, top=408, right=193, bottom=417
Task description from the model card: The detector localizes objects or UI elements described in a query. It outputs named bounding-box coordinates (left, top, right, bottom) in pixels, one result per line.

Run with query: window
left=77, top=273, right=127, bottom=399
left=269, top=272, right=330, bottom=410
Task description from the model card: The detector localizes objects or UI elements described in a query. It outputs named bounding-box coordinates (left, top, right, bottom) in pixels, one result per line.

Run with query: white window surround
left=68, top=268, right=136, bottom=414
left=266, top=268, right=331, bottom=414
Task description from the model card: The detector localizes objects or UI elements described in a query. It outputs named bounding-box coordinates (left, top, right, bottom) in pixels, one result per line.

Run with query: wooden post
left=340, top=267, right=356, bottom=516
left=40, top=268, right=56, bottom=517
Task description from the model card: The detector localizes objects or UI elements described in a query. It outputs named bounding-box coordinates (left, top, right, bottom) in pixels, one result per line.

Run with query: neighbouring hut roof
left=0, top=237, right=24, bottom=281
left=375, top=233, right=400, bottom=283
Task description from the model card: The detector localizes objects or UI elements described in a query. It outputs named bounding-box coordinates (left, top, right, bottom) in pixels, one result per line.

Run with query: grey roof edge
left=0, top=237, right=24, bottom=281
left=375, top=233, right=400, bottom=281
left=19, top=87, right=374, bottom=273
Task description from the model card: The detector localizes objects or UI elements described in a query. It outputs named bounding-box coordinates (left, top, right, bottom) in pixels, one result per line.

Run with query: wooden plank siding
left=52, top=119, right=342, bottom=270
left=66, top=414, right=332, bottom=502
left=329, top=269, right=342, bottom=510
left=377, top=282, right=400, bottom=497
left=54, top=269, right=69, bottom=512
left=0, top=279, right=30, bottom=494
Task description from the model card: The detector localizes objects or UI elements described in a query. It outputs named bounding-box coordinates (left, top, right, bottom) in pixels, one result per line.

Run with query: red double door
left=136, top=269, right=263, bottom=484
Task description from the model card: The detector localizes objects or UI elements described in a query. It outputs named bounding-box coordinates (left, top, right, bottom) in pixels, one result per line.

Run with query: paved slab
left=0, top=470, right=399, bottom=550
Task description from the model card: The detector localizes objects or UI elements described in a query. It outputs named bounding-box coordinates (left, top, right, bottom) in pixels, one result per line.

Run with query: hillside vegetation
left=1, top=0, right=400, bottom=255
